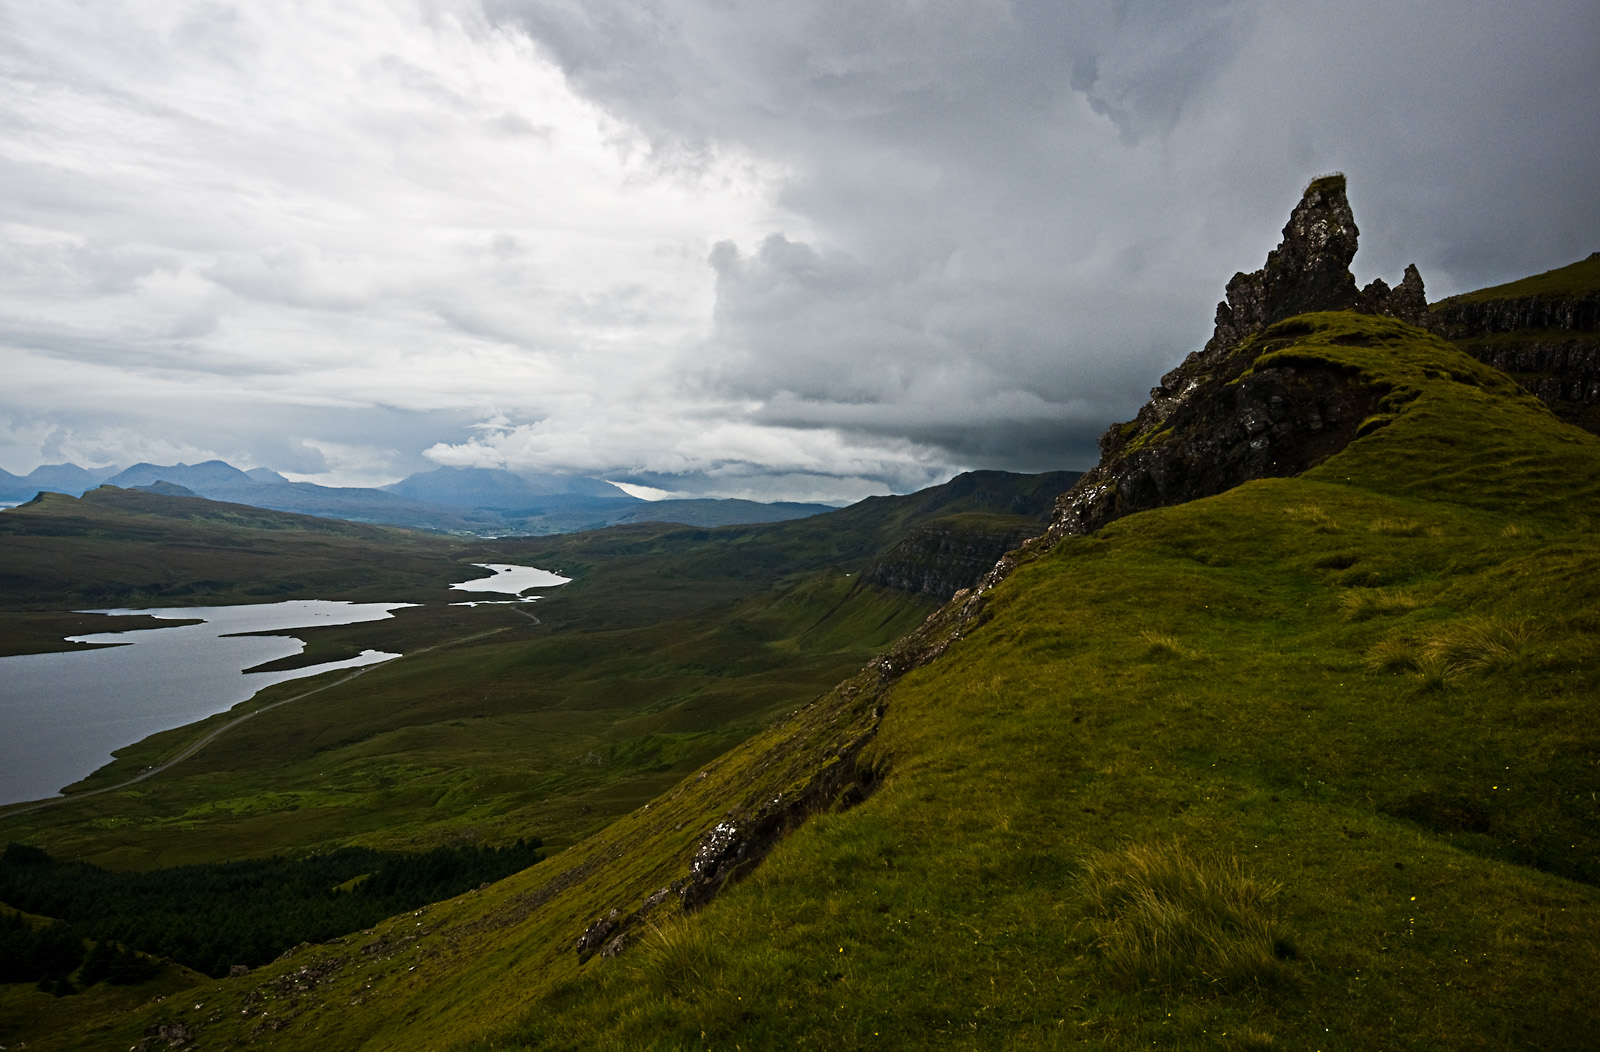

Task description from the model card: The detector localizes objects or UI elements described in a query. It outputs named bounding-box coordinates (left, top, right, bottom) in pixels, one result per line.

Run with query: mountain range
left=0, top=463, right=839, bottom=534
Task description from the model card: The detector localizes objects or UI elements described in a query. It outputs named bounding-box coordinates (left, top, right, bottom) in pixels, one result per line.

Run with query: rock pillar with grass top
left=1049, top=175, right=1433, bottom=538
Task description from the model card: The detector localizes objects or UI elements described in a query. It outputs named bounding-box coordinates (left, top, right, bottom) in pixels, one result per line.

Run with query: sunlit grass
left=1139, top=630, right=1204, bottom=661
left=1368, top=517, right=1428, bottom=537
left=1080, top=839, right=1295, bottom=994
left=1338, top=588, right=1421, bottom=620
left=1285, top=504, right=1341, bottom=533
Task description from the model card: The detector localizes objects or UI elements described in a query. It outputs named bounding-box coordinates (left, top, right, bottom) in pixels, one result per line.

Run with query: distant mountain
left=104, top=460, right=258, bottom=491
left=3, top=459, right=845, bottom=534
left=611, top=497, right=837, bottom=527
left=0, top=463, right=118, bottom=502
left=381, top=466, right=635, bottom=509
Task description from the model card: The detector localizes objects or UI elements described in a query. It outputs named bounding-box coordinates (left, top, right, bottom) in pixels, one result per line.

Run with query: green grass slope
left=39, top=312, right=1598, bottom=1050
left=1432, top=253, right=1600, bottom=305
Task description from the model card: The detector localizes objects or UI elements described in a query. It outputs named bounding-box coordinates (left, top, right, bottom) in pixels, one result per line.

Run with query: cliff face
left=1051, top=335, right=1382, bottom=537
left=860, top=517, right=1044, bottom=600
left=1051, top=174, right=1421, bottom=538
left=1432, top=270, right=1600, bottom=335
left=1429, top=252, right=1600, bottom=433
left=837, top=469, right=1080, bottom=601
left=1463, top=341, right=1600, bottom=406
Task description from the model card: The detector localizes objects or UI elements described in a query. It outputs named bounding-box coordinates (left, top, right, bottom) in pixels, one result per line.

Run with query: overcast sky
left=1, top=1, right=1595, bottom=501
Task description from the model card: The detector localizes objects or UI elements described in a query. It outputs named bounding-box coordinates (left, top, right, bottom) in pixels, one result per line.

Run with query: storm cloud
left=2, top=1, right=1596, bottom=498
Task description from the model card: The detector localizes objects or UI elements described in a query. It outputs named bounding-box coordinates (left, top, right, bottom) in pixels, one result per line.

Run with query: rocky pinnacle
left=1044, top=174, right=1428, bottom=538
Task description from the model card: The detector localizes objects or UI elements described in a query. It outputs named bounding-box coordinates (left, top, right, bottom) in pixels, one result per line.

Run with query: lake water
left=450, top=563, right=571, bottom=599
left=451, top=562, right=569, bottom=594
left=0, top=600, right=411, bottom=806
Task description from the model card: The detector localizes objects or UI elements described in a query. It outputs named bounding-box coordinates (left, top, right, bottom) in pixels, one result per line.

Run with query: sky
left=1, top=1, right=1596, bottom=502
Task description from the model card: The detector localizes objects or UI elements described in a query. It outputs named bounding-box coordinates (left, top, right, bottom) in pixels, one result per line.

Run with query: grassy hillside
left=11, top=314, right=1600, bottom=1048
left=475, top=314, right=1599, bottom=1050
left=1432, top=252, right=1600, bottom=305
left=23, top=311, right=1596, bottom=1051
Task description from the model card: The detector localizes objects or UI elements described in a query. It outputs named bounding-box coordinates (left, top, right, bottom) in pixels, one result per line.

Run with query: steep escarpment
left=858, top=514, right=1046, bottom=599
left=1052, top=174, right=1430, bottom=537
left=845, top=469, right=1079, bottom=600
left=1430, top=252, right=1600, bottom=433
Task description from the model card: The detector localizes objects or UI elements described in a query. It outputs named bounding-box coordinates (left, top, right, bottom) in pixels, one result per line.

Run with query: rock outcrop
left=1205, top=174, right=1427, bottom=356
left=1206, top=174, right=1364, bottom=355
left=1429, top=251, right=1600, bottom=434
left=1363, top=264, right=1430, bottom=328
left=859, top=517, right=1047, bottom=599
left=1050, top=174, right=1421, bottom=537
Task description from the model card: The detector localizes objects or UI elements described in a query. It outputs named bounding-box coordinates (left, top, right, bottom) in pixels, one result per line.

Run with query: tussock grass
left=1411, top=651, right=1454, bottom=691
left=1081, top=840, right=1295, bottom=994
left=1286, top=504, right=1340, bottom=533
left=1368, top=616, right=1536, bottom=685
left=1366, top=634, right=1419, bottom=673
left=1339, top=588, right=1421, bottom=621
left=1368, top=517, right=1427, bottom=536
left=628, top=920, right=725, bottom=997
left=1139, top=630, right=1202, bottom=660
left=1423, top=616, right=1535, bottom=673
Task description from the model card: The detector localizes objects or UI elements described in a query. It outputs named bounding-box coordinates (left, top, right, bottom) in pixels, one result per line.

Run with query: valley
left=0, top=470, right=1073, bottom=875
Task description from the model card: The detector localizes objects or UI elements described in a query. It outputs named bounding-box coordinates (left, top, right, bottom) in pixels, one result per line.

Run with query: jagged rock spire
left=1362, top=264, right=1429, bottom=327
left=1208, top=174, right=1363, bottom=354
left=1042, top=175, right=1434, bottom=539
left=1206, top=174, right=1427, bottom=354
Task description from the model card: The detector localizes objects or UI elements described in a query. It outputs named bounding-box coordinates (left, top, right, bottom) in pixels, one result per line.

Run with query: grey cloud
left=0, top=235, right=178, bottom=298
left=2, top=2, right=1596, bottom=499
left=494, top=0, right=1600, bottom=478
left=486, top=112, right=554, bottom=139
left=204, top=247, right=384, bottom=313
left=1070, top=0, right=1253, bottom=142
